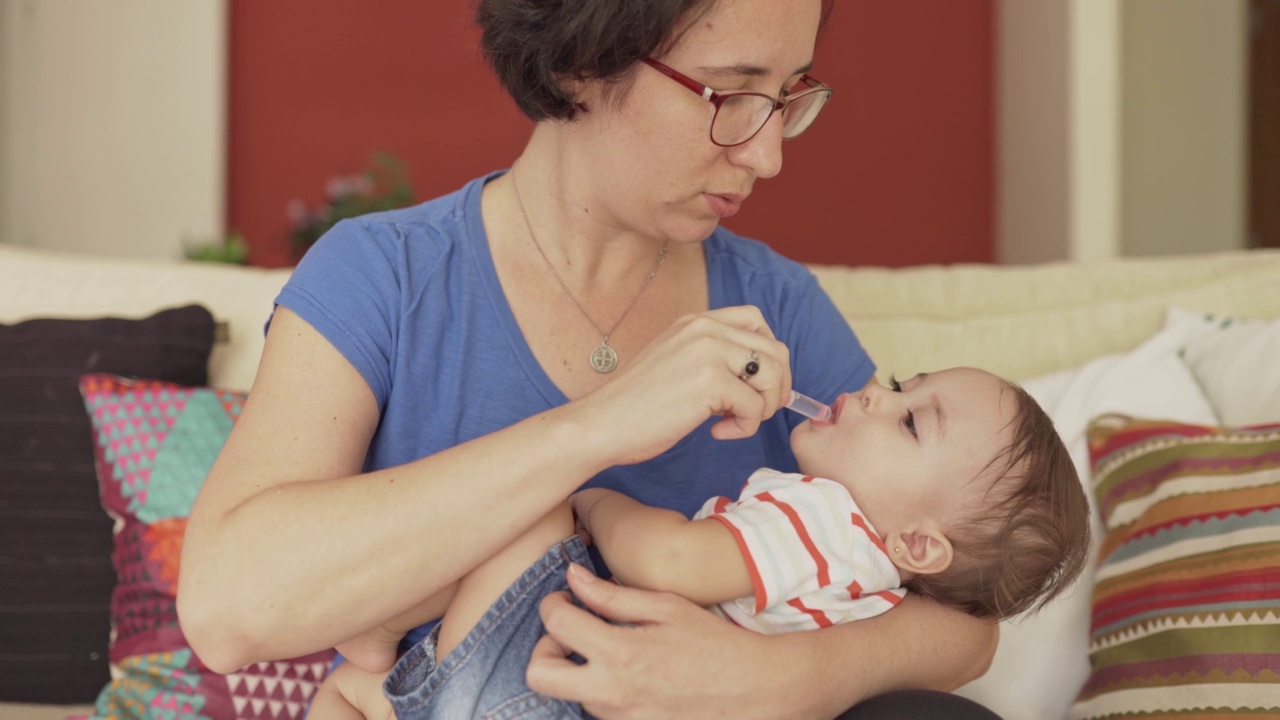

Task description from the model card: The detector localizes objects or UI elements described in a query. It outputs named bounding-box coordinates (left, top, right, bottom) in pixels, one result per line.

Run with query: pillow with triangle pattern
left=79, top=374, right=334, bottom=720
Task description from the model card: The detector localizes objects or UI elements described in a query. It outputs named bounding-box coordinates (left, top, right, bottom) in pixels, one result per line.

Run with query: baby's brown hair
left=906, top=383, right=1091, bottom=620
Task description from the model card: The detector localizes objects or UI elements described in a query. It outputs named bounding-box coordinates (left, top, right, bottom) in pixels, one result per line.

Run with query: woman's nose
left=727, top=113, right=785, bottom=180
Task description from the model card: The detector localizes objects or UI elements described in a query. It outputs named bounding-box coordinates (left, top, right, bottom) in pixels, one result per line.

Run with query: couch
left=3, top=242, right=1278, bottom=720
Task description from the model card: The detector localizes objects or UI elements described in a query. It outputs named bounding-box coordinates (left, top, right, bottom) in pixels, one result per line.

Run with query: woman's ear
left=555, top=73, right=595, bottom=115
left=886, top=525, right=953, bottom=575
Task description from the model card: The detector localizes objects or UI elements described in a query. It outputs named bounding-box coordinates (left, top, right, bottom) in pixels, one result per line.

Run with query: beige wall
left=0, top=0, right=226, bottom=259
left=999, top=0, right=1248, bottom=263
left=0, top=4, right=16, bottom=247
left=1120, top=0, right=1248, bottom=256
left=998, top=0, right=1072, bottom=264
left=1071, top=0, right=1122, bottom=261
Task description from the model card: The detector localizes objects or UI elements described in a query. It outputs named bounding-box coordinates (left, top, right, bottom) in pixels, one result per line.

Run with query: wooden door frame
left=1251, top=0, right=1280, bottom=248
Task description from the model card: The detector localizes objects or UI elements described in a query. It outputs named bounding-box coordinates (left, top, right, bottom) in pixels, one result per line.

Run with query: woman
left=179, top=1, right=1000, bottom=717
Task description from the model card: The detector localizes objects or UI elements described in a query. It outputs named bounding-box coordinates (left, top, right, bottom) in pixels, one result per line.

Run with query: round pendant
left=590, top=343, right=618, bottom=373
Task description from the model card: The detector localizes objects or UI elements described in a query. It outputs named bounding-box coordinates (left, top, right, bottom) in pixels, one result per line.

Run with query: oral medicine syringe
left=784, top=390, right=832, bottom=422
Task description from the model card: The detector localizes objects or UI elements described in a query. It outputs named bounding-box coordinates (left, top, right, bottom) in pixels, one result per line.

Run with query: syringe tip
left=786, top=390, right=832, bottom=422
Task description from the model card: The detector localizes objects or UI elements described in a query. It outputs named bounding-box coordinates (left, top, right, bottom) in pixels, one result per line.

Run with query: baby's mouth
left=832, top=394, right=850, bottom=421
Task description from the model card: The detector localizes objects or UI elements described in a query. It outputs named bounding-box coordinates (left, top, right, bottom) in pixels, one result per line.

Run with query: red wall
left=228, top=1, right=993, bottom=268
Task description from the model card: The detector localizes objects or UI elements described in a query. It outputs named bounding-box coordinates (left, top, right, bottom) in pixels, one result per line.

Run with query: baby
left=309, top=367, right=1091, bottom=718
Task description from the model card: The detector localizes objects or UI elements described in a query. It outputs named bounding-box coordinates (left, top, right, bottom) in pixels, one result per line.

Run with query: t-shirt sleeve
left=273, top=218, right=404, bottom=410
left=705, top=471, right=863, bottom=614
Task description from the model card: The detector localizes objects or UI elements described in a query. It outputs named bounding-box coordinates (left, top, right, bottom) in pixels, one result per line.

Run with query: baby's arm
left=570, top=488, right=752, bottom=606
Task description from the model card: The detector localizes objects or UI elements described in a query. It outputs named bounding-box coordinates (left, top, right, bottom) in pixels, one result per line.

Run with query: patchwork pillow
left=1070, top=415, right=1280, bottom=719
left=1164, top=307, right=1280, bottom=426
left=0, top=305, right=215, bottom=704
left=80, top=374, right=332, bottom=719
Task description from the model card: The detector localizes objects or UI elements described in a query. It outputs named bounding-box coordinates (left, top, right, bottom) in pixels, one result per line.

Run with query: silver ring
left=740, top=350, right=761, bottom=381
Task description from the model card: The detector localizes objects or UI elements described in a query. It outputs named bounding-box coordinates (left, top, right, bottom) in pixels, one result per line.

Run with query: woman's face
left=568, top=0, right=825, bottom=244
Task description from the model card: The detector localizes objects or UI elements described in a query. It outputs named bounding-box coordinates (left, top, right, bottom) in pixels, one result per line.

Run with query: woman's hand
left=527, top=565, right=1000, bottom=720
left=574, top=305, right=793, bottom=467
left=527, top=564, right=780, bottom=720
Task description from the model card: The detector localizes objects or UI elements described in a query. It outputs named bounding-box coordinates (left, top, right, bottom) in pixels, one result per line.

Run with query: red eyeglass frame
left=642, top=57, right=833, bottom=147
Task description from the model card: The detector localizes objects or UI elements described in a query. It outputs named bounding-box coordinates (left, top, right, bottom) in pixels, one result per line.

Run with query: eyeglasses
left=642, top=57, right=833, bottom=147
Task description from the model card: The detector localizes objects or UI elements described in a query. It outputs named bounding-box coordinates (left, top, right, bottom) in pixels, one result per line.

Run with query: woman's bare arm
left=179, top=309, right=612, bottom=672
left=180, top=306, right=792, bottom=673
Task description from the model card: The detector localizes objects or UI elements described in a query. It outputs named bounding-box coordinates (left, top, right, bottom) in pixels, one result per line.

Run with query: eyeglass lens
left=712, top=90, right=829, bottom=146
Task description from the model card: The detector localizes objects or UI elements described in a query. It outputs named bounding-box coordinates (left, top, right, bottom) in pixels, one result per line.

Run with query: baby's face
left=789, top=367, right=1017, bottom=530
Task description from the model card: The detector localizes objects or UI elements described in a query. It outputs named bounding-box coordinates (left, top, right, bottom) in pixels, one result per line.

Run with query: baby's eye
left=889, top=376, right=917, bottom=437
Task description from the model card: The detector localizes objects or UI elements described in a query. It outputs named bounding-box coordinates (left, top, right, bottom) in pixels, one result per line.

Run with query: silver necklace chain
left=510, top=170, right=668, bottom=373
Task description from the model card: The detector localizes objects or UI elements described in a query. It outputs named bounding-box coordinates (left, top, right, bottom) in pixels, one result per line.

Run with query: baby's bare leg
left=436, top=502, right=574, bottom=659
left=335, top=584, right=458, bottom=673
left=308, top=661, right=395, bottom=720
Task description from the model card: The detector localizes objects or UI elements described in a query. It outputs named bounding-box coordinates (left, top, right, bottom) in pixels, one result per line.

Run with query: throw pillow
left=1070, top=414, right=1280, bottom=719
left=80, top=374, right=332, bottom=719
left=1164, top=307, right=1280, bottom=426
left=0, top=305, right=216, bottom=704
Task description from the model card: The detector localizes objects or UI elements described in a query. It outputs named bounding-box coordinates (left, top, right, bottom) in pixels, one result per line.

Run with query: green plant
left=183, top=231, right=249, bottom=265
left=288, top=152, right=415, bottom=257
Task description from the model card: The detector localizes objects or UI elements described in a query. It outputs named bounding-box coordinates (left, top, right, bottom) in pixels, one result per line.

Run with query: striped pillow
left=1070, top=415, right=1280, bottom=720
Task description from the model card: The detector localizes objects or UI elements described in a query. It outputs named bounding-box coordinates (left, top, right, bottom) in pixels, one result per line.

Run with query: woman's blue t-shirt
left=275, top=171, right=875, bottom=648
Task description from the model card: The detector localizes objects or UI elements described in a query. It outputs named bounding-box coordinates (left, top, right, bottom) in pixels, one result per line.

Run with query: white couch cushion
left=1164, top=307, right=1280, bottom=426
left=812, top=250, right=1280, bottom=383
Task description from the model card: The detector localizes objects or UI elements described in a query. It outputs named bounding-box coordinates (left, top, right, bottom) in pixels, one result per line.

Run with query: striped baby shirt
left=693, top=467, right=906, bottom=634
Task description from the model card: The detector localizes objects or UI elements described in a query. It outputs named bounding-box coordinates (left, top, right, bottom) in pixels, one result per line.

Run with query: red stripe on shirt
left=787, top=598, right=834, bottom=628
left=714, top=496, right=731, bottom=514
left=708, top=514, right=768, bottom=614
left=846, top=580, right=864, bottom=599
left=873, top=590, right=904, bottom=607
left=850, top=513, right=890, bottom=559
left=759, top=491, right=830, bottom=587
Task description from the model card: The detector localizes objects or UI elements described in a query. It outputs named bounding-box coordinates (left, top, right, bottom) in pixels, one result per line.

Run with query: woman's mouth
left=704, top=193, right=744, bottom=219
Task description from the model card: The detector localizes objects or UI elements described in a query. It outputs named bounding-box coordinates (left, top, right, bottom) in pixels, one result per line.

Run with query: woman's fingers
left=570, top=305, right=792, bottom=466
left=528, top=566, right=771, bottom=718
left=691, top=304, right=778, bottom=341
left=526, top=596, right=582, bottom=684
left=526, top=588, right=605, bottom=701
left=671, top=309, right=792, bottom=412
left=562, top=562, right=677, bottom=625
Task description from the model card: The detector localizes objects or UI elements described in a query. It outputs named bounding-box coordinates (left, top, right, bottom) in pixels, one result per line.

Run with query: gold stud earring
left=894, top=546, right=901, bottom=554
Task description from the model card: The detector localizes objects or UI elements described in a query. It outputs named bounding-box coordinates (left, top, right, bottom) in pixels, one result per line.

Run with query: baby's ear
left=886, top=524, right=953, bottom=575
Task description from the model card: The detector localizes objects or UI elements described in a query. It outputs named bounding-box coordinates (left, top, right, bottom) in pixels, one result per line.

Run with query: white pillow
left=1164, top=306, right=1280, bottom=426
left=954, top=322, right=1218, bottom=720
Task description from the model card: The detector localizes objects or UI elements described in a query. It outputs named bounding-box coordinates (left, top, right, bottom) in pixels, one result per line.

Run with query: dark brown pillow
left=0, top=305, right=215, bottom=703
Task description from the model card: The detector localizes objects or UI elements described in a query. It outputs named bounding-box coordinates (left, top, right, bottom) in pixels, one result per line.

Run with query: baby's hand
left=334, top=625, right=404, bottom=674
left=570, top=488, right=616, bottom=545
left=573, top=507, right=594, bottom=546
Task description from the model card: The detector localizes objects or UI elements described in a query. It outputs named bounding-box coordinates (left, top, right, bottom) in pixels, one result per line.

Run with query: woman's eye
left=890, top=375, right=902, bottom=392
left=903, top=411, right=917, bottom=438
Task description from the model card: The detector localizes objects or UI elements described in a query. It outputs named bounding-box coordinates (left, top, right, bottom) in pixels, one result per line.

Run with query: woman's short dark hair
left=474, top=0, right=835, bottom=122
